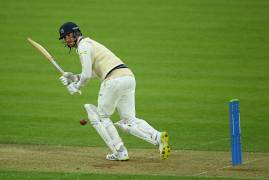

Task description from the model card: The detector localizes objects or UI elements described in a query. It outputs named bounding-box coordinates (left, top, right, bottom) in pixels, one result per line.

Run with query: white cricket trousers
left=98, top=76, right=136, bottom=120
left=98, top=75, right=160, bottom=146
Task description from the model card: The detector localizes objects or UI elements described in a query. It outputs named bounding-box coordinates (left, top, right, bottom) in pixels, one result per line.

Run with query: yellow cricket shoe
left=159, top=131, right=170, bottom=160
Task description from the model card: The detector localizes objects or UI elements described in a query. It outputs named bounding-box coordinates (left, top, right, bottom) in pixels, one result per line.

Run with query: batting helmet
left=58, top=22, right=82, bottom=40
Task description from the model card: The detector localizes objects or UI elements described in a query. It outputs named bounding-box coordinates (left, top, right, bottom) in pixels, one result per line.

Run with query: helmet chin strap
left=68, top=46, right=72, bottom=54
left=65, top=42, right=73, bottom=53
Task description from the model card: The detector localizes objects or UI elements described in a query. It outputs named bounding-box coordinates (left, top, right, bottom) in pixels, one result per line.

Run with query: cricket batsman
left=58, top=22, right=170, bottom=160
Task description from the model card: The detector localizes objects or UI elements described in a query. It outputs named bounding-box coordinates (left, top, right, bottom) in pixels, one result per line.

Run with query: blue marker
left=229, top=99, right=242, bottom=166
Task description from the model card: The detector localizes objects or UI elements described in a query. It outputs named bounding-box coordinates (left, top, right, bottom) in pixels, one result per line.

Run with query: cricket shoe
left=159, top=131, right=170, bottom=160
left=106, top=146, right=129, bottom=161
left=106, top=151, right=129, bottom=161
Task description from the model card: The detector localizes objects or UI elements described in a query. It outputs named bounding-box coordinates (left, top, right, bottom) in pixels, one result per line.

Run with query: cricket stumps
left=229, top=99, right=242, bottom=166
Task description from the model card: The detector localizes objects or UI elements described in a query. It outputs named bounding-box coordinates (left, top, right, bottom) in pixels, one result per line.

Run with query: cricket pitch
left=0, top=144, right=268, bottom=179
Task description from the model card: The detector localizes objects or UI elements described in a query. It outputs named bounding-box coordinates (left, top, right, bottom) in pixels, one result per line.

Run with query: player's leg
left=115, top=89, right=160, bottom=146
left=114, top=76, right=170, bottom=159
left=97, top=79, right=128, bottom=160
left=84, top=104, right=117, bottom=154
left=116, top=118, right=170, bottom=159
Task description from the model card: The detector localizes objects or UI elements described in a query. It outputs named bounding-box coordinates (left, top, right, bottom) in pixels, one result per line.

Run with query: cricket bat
left=27, top=37, right=64, bottom=74
left=27, top=37, right=81, bottom=94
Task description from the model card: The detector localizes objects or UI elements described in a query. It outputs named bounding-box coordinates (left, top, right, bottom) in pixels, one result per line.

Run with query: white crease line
left=218, top=156, right=269, bottom=171
left=193, top=155, right=269, bottom=176
left=193, top=171, right=208, bottom=176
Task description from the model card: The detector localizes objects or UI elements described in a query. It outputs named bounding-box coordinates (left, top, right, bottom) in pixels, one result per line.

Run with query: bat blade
left=27, top=37, right=64, bottom=74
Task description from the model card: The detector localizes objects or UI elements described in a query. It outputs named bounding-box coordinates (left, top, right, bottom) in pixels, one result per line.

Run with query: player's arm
left=76, top=41, right=92, bottom=89
left=59, top=42, right=92, bottom=95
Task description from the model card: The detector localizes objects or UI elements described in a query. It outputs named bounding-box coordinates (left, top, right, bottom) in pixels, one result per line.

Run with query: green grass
left=1, top=0, right=269, bottom=179
left=0, top=171, right=259, bottom=180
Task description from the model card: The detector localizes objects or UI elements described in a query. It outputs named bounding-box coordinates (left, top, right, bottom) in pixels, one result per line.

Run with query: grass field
left=1, top=0, right=269, bottom=179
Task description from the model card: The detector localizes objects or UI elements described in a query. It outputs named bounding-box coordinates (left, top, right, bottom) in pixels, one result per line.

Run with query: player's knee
left=97, top=106, right=113, bottom=119
left=96, top=109, right=113, bottom=128
left=114, top=118, right=135, bottom=132
left=84, top=104, right=101, bottom=126
left=89, top=118, right=99, bottom=126
left=101, top=118, right=113, bottom=128
left=119, top=117, right=135, bottom=125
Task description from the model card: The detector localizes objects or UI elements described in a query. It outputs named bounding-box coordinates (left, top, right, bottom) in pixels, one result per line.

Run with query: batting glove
left=66, top=82, right=81, bottom=95
left=59, top=72, right=80, bottom=86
